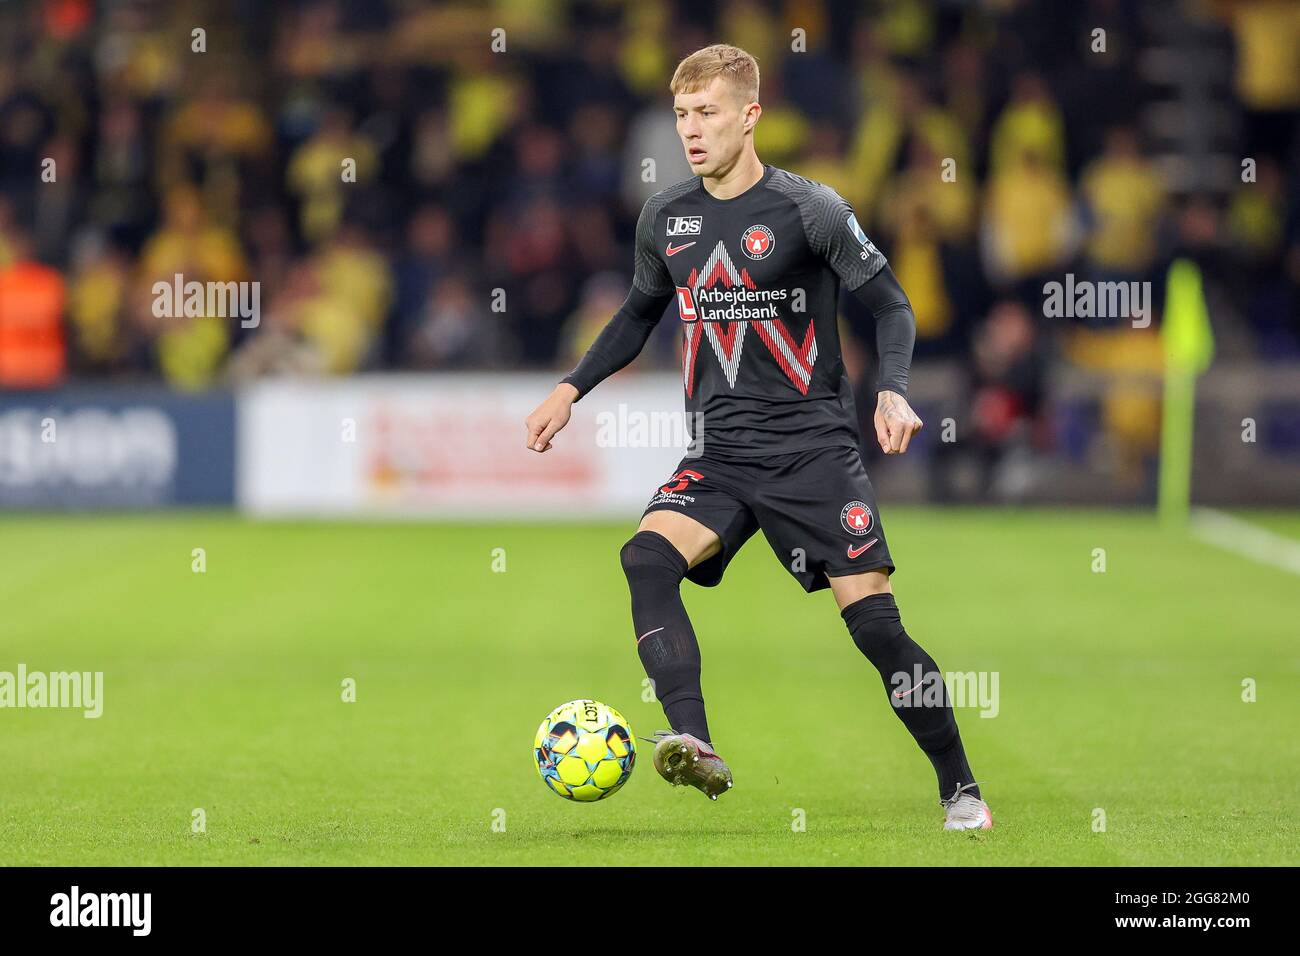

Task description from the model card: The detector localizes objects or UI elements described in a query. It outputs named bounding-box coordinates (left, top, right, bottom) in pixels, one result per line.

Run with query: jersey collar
left=697, top=164, right=774, bottom=205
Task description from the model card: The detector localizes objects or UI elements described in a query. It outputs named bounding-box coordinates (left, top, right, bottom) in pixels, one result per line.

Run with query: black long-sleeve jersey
left=564, top=165, right=916, bottom=457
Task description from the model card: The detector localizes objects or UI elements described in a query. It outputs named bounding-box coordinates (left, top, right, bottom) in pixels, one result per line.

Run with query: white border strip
left=1190, top=508, right=1300, bottom=576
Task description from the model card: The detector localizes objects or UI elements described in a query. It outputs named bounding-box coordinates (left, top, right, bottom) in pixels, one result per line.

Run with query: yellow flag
left=1162, top=258, right=1215, bottom=374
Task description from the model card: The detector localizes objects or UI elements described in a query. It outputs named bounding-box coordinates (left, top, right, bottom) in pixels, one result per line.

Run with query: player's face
left=673, top=78, right=756, bottom=178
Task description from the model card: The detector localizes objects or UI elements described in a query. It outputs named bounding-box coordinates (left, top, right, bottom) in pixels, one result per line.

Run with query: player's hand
left=525, top=383, right=578, bottom=453
left=874, top=389, right=923, bottom=455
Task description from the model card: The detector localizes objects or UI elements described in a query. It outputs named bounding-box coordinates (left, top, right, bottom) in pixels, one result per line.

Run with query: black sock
left=620, top=531, right=710, bottom=743
left=841, top=593, right=979, bottom=801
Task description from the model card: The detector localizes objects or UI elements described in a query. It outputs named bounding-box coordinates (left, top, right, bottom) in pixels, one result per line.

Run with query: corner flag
left=1158, top=258, right=1215, bottom=528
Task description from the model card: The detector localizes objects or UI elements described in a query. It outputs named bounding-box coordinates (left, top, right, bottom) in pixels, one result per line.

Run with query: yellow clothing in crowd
left=1080, top=155, right=1165, bottom=272
left=68, top=260, right=128, bottom=363
left=1225, top=0, right=1300, bottom=109
left=297, top=243, right=394, bottom=373
left=139, top=226, right=247, bottom=285
left=989, top=99, right=1066, bottom=174
left=984, top=163, right=1075, bottom=280
left=156, top=315, right=230, bottom=391
left=287, top=134, right=379, bottom=246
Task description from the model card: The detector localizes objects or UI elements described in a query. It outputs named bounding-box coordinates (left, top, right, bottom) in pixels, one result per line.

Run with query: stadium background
left=1, top=0, right=1298, bottom=866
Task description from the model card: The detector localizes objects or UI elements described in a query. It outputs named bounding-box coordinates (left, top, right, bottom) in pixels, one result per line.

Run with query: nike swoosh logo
left=665, top=242, right=696, bottom=256
left=894, top=676, right=930, bottom=699
left=847, top=538, right=879, bottom=559
left=636, top=626, right=665, bottom=644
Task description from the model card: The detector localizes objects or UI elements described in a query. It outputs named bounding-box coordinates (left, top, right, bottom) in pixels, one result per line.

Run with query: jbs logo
left=667, top=216, right=702, bottom=237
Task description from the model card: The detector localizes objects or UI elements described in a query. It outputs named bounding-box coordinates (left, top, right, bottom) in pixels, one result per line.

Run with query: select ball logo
left=741, top=224, right=774, bottom=260
left=841, top=500, right=874, bottom=535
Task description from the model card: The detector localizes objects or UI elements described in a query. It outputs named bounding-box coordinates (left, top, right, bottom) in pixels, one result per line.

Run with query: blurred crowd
left=0, top=0, right=1297, bottom=482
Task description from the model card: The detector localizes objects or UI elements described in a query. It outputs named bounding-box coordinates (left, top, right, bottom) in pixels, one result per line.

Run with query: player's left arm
left=814, top=188, right=922, bottom=455
left=850, top=266, right=921, bottom=455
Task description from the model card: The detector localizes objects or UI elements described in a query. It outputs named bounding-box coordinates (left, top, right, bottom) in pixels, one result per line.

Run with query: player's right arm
left=525, top=199, right=674, bottom=453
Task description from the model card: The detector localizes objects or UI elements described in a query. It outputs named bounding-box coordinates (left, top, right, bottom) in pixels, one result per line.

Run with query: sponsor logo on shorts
left=648, top=468, right=702, bottom=508
left=648, top=492, right=694, bottom=507
left=659, top=469, right=702, bottom=494
left=840, top=500, right=874, bottom=535
left=741, top=224, right=774, bottom=260
left=847, top=538, right=878, bottom=559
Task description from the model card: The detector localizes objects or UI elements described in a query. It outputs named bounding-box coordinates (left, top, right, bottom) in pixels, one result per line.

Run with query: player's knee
left=619, top=530, right=688, bottom=584
left=841, top=592, right=909, bottom=664
left=827, top=569, right=892, bottom=605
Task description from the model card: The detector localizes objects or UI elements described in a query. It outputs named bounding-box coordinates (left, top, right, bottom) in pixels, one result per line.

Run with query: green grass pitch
left=1, top=508, right=1296, bottom=866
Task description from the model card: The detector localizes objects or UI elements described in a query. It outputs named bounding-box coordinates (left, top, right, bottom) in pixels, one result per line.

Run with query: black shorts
left=642, top=444, right=895, bottom=593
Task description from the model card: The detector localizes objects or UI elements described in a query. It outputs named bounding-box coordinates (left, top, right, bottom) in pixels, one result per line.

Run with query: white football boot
left=941, top=781, right=993, bottom=830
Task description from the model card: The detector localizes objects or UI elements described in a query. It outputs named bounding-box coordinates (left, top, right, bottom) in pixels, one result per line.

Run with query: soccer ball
left=534, top=699, right=636, bottom=801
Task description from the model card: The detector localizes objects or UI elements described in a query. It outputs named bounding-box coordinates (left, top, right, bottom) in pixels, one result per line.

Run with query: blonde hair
left=670, top=44, right=759, bottom=105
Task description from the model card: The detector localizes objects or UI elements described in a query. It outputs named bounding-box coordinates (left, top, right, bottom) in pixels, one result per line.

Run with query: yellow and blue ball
left=534, top=699, right=635, bottom=801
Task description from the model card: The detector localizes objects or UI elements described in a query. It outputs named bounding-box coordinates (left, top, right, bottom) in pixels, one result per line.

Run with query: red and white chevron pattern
left=677, top=240, right=816, bottom=395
